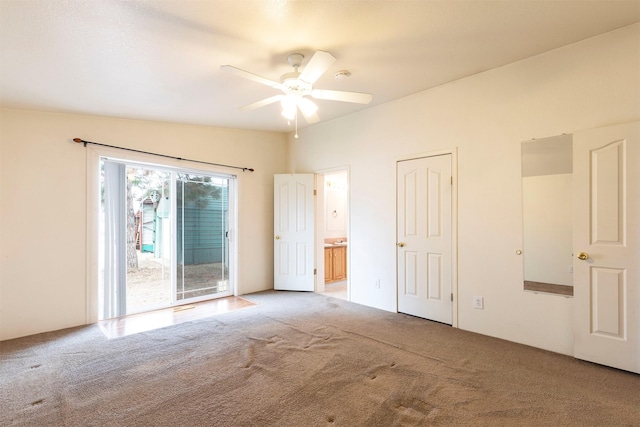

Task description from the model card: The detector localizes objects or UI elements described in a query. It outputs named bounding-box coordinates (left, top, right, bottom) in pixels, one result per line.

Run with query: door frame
left=314, top=166, right=351, bottom=300
left=395, top=148, right=458, bottom=327
left=85, top=145, right=241, bottom=324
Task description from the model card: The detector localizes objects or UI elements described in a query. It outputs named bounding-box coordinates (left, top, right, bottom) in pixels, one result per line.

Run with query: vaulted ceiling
left=1, top=0, right=638, bottom=132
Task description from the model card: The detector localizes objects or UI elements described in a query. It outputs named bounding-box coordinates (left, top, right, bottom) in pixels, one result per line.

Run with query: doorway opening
left=316, top=169, right=349, bottom=301
left=98, top=158, right=236, bottom=320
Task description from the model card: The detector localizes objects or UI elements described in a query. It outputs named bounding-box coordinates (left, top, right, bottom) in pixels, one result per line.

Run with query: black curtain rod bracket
left=73, top=138, right=254, bottom=172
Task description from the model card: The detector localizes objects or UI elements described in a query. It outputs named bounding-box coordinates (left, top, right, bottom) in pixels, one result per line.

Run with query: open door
left=573, top=121, right=639, bottom=373
left=274, top=174, right=315, bottom=291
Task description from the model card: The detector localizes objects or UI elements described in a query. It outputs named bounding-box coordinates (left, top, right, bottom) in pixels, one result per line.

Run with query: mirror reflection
left=521, top=134, right=574, bottom=296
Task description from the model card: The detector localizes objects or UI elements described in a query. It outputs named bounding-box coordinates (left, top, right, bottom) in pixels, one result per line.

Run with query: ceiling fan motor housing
left=280, top=72, right=312, bottom=96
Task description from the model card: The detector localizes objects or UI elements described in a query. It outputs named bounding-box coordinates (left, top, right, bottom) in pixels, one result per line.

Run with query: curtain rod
left=73, top=138, right=255, bottom=172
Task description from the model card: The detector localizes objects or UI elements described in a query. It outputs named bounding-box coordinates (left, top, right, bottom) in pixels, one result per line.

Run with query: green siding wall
left=177, top=187, right=228, bottom=265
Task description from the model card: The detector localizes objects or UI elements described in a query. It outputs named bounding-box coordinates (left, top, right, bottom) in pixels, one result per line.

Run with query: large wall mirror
left=521, top=134, right=574, bottom=296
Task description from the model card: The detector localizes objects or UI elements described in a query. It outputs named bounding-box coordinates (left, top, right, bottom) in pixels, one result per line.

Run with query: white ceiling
left=1, top=0, right=639, bottom=133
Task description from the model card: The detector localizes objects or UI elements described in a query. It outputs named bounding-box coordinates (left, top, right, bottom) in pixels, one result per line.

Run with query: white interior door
left=274, top=174, right=315, bottom=291
left=573, top=121, right=639, bottom=373
left=397, top=155, right=453, bottom=324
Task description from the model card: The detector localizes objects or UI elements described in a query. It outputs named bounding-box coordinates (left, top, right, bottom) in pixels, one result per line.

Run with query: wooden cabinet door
left=324, top=248, right=333, bottom=283
left=332, top=246, right=347, bottom=281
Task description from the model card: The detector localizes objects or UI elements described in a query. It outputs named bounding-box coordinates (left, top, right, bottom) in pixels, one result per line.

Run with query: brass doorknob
left=397, top=242, right=405, bottom=247
left=577, top=252, right=589, bottom=260
left=275, top=235, right=280, bottom=240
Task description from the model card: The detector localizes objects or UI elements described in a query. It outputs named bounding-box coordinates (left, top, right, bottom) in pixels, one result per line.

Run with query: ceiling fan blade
left=297, top=97, right=317, bottom=116
left=299, top=51, right=336, bottom=84
left=311, top=89, right=372, bottom=104
left=240, top=95, right=283, bottom=110
left=297, top=97, right=319, bottom=123
left=220, top=65, right=282, bottom=89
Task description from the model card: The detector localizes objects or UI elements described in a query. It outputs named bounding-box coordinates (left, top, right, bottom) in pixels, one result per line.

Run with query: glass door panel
left=125, top=167, right=172, bottom=314
left=176, top=174, right=230, bottom=301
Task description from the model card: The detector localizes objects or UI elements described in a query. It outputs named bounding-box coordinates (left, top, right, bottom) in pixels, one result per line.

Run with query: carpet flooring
left=1, top=291, right=638, bottom=426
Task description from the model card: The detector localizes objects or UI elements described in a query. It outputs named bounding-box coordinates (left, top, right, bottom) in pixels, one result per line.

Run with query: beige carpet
left=1, top=291, right=638, bottom=426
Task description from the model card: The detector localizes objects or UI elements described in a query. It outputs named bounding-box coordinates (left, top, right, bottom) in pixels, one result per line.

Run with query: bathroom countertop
left=324, top=242, right=347, bottom=247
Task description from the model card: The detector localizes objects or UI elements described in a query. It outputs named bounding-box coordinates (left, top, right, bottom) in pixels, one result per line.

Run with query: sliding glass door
left=99, top=159, right=235, bottom=320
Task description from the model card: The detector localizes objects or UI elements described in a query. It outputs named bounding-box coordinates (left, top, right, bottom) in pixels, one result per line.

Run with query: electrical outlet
left=473, top=296, right=484, bottom=309
left=374, top=279, right=381, bottom=289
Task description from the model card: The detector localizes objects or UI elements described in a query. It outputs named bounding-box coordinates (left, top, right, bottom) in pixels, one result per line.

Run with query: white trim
left=314, top=174, right=325, bottom=293
left=396, top=148, right=456, bottom=163
left=86, top=146, right=101, bottom=324
left=228, top=177, right=239, bottom=297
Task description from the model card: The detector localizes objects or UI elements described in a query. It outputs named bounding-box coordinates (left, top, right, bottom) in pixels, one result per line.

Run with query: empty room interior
left=1, top=1, right=639, bottom=425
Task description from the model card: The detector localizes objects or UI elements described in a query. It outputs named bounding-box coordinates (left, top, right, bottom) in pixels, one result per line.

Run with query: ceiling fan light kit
left=221, top=50, right=372, bottom=136
left=280, top=95, right=297, bottom=121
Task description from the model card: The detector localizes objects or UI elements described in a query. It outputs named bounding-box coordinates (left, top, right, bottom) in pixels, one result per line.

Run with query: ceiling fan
left=221, top=51, right=372, bottom=126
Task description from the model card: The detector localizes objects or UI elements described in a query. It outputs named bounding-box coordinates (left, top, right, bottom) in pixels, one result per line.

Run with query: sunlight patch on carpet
left=98, top=296, right=256, bottom=339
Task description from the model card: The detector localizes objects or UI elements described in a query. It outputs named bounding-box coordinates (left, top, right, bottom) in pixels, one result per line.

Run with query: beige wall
left=289, top=24, right=640, bottom=355
left=0, top=109, right=287, bottom=340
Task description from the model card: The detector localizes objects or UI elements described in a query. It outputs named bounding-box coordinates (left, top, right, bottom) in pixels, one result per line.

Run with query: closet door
left=397, top=154, right=453, bottom=324
left=573, top=121, right=639, bottom=373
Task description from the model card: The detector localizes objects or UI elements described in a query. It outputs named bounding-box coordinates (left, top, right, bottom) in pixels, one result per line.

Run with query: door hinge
left=450, top=293, right=454, bottom=302
left=314, top=268, right=317, bottom=275
left=314, top=189, right=317, bottom=196
left=450, top=176, right=453, bottom=185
